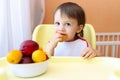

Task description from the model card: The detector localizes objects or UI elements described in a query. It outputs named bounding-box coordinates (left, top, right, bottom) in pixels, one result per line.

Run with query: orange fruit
left=60, top=34, right=67, bottom=42
left=6, top=50, right=22, bottom=64
left=32, top=50, right=47, bottom=63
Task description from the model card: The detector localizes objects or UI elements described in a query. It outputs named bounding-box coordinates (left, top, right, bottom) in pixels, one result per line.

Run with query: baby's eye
left=65, top=23, right=71, bottom=27
left=54, top=22, right=60, bottom=26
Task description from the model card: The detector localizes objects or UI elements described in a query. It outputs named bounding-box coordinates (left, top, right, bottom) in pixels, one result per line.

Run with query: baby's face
left=54, top=10, right=82, bottom=42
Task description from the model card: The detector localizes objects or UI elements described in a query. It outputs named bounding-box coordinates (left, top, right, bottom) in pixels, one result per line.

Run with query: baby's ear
left=76, top=25, right=83, bottom=33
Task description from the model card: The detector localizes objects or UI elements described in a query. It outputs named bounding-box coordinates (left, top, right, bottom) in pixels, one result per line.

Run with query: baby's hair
left=54, top=2, right=86, bottom=37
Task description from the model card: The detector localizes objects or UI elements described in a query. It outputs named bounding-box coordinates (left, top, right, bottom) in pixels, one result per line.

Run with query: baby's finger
left=80, top=52, right=86, bottom=57
left=83, top=52, right=92, bottom=59
left=57, top=37, right=63, bottom=42
left=87, top=54, right=94, bottom=59
left=87, top=52, right=97, bottom=59
left=81, top=48, right=89, bottom=57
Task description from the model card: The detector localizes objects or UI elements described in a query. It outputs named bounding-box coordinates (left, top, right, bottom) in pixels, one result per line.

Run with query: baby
left=46, top=2, right=97, bottom=59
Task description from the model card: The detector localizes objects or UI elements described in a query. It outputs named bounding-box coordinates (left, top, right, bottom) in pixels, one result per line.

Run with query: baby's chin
left=64, top=38, right=76, bottom=42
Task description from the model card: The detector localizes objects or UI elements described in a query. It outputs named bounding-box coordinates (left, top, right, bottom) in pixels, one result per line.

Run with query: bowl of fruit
left=6, top=40, right=49, bottom=77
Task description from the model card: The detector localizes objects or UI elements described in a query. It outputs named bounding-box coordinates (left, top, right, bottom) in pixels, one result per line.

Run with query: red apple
left=20, top=40, right=39, bottom=56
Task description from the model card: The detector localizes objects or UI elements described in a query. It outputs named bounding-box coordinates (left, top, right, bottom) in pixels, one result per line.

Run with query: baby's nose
left=59, top=25, right=65, bottom=31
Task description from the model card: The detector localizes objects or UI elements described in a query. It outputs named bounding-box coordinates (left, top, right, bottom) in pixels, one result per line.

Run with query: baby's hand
left=81, top=47, right=97, bottom=59
left=49, top=32, right=66, bottom=48
left=45, top=32, right=61, bottom=56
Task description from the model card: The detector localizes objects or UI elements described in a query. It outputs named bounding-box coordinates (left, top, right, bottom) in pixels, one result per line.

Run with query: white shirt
left=54, top=38, right=88, bottom=56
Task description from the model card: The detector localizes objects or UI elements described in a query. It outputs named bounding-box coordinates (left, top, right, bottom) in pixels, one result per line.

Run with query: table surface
left=0, top=57, right=120, bottom=80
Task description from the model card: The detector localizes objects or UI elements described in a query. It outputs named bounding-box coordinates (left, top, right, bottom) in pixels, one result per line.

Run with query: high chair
left=32, top=24, right=96, bottom=50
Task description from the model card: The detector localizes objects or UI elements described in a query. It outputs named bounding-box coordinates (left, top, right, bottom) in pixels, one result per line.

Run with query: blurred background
left=44, top=0, right=120, bottom=32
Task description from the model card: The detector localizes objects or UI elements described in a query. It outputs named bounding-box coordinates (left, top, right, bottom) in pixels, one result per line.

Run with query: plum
left=19, top=56, right=33, bottom=64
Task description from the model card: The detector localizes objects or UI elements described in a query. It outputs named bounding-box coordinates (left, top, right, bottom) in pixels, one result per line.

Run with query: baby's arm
left=45, top=41, right=57, bottom=56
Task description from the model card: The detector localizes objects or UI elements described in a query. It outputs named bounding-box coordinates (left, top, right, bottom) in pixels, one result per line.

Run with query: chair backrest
left=84, top=24, right=96, bottom=49
left=32, top=24, right=96, bottom=50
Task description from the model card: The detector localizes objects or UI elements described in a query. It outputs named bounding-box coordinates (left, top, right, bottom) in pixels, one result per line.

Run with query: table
left=0, top=57, right=120, bottom=80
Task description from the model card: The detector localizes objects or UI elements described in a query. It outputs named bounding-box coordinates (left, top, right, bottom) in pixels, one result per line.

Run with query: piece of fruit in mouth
left=60, top=34, right=67, bottom=42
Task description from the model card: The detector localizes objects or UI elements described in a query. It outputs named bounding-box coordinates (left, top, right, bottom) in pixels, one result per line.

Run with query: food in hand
left=6, top=50, right=23, bottom=64
left=60, top=34, right=67, bottom=42
left=20, top=40, right=39, bottom=56
left=19, top=56, right=33, bottom=64
left=32, top=50, right=47, bottom=63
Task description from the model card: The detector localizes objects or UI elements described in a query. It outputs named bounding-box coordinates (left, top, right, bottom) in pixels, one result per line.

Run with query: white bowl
left=8, top=60, right=49, bottom=77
